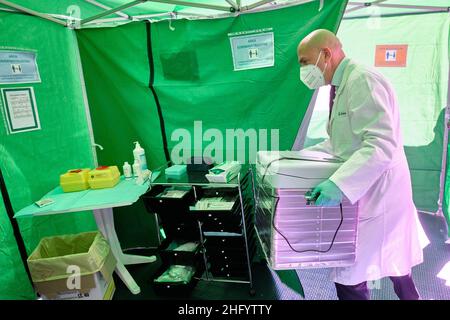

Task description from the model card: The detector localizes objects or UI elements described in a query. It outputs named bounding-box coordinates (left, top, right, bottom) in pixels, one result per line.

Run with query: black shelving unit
left=142, top=164, right=256, bottom=296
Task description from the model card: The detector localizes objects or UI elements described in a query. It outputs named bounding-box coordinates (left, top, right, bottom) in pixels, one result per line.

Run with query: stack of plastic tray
left=255, top=177, right=359, bottom=270
left=204, top=229, right=256, bottom=279
left=153, top=240, right=204, bottom=296
left=142, top=185, right=199, bottom=241
left=189, top=188, right=255, bottom=279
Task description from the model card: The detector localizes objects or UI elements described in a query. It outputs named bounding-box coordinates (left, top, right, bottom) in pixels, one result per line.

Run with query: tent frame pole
left=82, top=0, right=315, bottom=26
left=137, top=0, right=232, bottom=12
left=85, top=12, right=172, bottom=25
left=224, top=0, right=238, bottom=11
left=346, top=0, right=388, bottom=14
left=0, top=0, right=67, bottom=26
left=81, top=0, right=147, bottom=25
left=437, top=83, right=450, bottom=219
left=81, top=0, right=234, bottom=25
left=437, top=41, right=450, bottom=238
left=84, top=0, right=130, bottom=19
left=242, top=0, right=274, bottom=11
left=71, top=30, right=100, bottom=168
left=347, top=2, right=450, bottom=12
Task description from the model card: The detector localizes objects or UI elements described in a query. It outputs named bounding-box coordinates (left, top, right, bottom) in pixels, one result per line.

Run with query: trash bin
left=27, top=231, right=116, bottom=300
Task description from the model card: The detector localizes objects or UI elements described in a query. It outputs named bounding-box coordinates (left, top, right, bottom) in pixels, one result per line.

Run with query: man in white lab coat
left=297, top=29, right=429, bottom=300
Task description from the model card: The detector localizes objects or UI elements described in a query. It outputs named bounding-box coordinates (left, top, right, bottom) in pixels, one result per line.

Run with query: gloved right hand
left=311, top=179, right=343, bottom=207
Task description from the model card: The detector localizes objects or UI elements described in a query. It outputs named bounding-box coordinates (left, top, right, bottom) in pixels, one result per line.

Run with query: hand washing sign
left=0, top=50, right=41, bottom=84
left=229, top=30, right=274, bottom=71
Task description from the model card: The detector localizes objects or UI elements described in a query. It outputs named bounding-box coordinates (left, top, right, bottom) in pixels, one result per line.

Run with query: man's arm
left=302, top=138, right=333, bottom=154
left=329, top=73, right=398, bottom=204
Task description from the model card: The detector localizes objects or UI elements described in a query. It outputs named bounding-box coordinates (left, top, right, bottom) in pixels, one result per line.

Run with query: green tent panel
left=0, top=12, right=98, bottom=298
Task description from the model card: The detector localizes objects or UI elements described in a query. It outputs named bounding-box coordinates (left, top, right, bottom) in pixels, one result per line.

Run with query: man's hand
left=311, top=179, right=343, bottom=206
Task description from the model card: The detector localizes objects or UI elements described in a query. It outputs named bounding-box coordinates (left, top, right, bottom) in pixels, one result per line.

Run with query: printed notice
left=1, top=87, right=41, bottom=134
left=375, top=45, right=408, bottom=67
left=229, top=32, right=274, bottom=71
left=0, top=51, right=41, bottom=84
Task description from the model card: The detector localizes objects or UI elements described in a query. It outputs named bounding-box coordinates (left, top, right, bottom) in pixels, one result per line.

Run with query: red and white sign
left=375, top=45, right=408, bottom=67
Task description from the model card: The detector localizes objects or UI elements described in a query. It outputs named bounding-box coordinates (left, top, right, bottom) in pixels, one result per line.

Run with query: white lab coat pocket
left=330, top=115, right=353, bottom=152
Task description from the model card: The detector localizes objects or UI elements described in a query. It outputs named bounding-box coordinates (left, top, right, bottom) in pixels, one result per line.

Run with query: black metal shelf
left=142, top=165, right=256, bottom=296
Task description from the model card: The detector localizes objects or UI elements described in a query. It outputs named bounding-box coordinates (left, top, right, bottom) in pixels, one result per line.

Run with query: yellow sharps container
left=88, top=166, right=120, bottom=189
left=60, top=169, right=91, bottom=192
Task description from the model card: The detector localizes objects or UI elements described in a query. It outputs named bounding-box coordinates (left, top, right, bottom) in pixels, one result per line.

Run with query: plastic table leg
left=93, top=207, right=156, bottom=295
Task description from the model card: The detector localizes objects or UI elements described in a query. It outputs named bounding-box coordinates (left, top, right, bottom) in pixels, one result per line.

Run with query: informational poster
left=1, top=87, right=41, bottom=134
left=375, top=45, right=408, bottom=67
left=0, top=50, right=41, bottom=84
left=229, top=30, right=274, bottom=71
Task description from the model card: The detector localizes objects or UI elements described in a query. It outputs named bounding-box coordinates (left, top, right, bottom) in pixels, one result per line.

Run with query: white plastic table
left=14, top=176, right=158, bottom=295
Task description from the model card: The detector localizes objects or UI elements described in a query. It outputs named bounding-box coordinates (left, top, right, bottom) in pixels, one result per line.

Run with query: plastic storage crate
left=255, top=151, right=359, bottom=270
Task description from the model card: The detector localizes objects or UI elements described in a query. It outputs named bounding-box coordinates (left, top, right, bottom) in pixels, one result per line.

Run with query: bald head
left=298, top=29, right=342, bottom=55
left=297, top=29, right=345, bottom=85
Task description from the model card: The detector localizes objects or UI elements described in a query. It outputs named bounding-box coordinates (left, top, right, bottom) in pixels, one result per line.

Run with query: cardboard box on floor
left=27, top=231, right=117, bottom=300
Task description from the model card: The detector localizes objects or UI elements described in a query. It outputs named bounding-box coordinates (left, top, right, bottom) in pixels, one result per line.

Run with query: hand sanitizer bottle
left=133, top=141, right=148, bottom=171
left=123, top=162, right=132, bottom=179
left=133, top=159, right=142, bottom=178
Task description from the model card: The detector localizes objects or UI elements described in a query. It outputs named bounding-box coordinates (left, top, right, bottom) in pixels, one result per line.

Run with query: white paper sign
left=229, top=32, right=274, bottom=71
left=0, top=51, right=41, bottom=84
left=1, top=87, right=41, bottom=134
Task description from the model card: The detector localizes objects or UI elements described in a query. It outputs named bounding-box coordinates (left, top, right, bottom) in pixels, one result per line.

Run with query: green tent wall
left=0, top=13, right=98, bottom=299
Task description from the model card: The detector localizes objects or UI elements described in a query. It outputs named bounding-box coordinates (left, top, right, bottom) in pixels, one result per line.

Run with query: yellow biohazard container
left=88, top=166, right=120, bottom=189
left=60, top=169, right=91, bottom=193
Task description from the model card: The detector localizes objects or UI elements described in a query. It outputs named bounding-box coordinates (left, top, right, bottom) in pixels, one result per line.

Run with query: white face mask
left=300, top=50, right=327, bottom=89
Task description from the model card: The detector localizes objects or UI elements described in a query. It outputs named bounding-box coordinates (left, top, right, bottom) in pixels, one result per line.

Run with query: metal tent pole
left=437, top=43, right=450, bottom=238
left=345, top=0, right=388, bottom=14
left=70, top=30, right=100, bottom=167
left=224, top=0, right=238, bottom=11
left=241, top=0, right=273, bottom=11
left=140, top=0, right=232, bottom=12
left=436, top=99, right=450, bottom=218
left=84, top=0, right=131, bottom=19
left=81, top=0, right=147, bottom=25
left=0, top=0, right=67, bottom=26
left=348, top=1, right=450, bottom=12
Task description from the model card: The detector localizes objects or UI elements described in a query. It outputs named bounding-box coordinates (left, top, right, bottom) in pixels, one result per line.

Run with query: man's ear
left=323, top=47, right=332, bottom=61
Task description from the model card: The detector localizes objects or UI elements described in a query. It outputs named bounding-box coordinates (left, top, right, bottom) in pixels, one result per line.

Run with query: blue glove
left=311, top=179, right=343, bottom=206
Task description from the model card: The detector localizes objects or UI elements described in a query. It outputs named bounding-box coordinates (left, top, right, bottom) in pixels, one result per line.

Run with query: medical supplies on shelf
left=142, top=165, right=256, bottom=295
left=205, top=161, right=241, bottom=183
left=165, top=164, right=187, bottom=179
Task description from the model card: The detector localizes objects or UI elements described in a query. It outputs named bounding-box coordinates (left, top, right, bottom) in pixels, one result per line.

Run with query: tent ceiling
left=0, top=0, right=318, bottom=27
left=0, top=0, right=448, bottom=27
left=346, top=0, right=449, bottom=18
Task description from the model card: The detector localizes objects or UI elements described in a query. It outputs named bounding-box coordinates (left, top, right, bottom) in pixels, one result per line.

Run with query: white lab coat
left=304, top=59, right=429, bottom=285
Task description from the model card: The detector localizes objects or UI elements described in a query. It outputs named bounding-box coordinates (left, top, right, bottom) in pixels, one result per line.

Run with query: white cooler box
left=255, top=150, right=359, bottom=270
